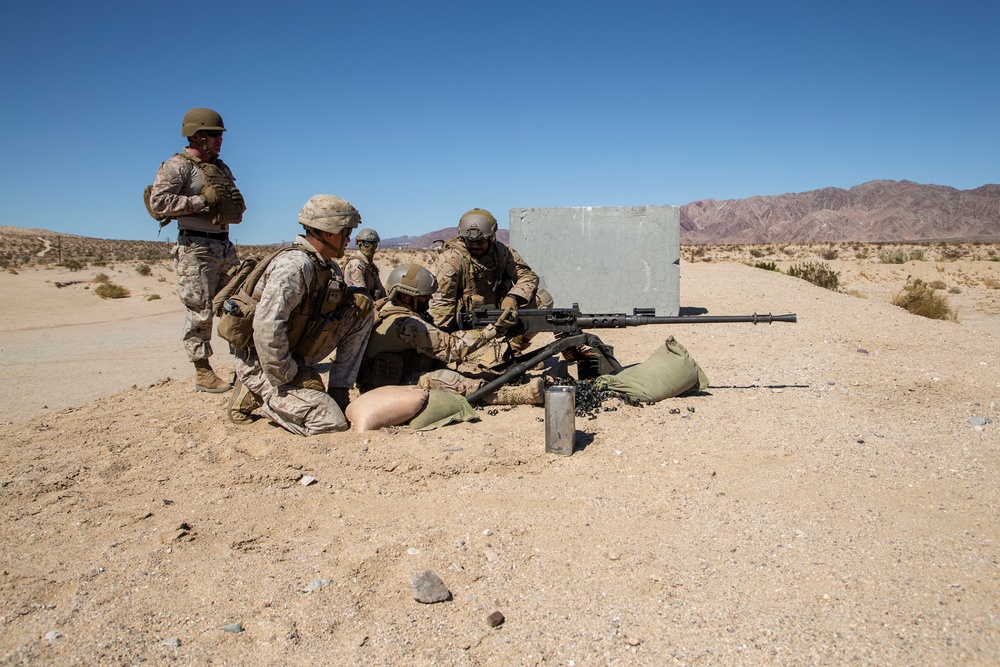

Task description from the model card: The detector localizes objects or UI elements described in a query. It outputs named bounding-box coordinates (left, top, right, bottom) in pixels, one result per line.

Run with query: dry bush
left=136, top=264, right=152, bottom=276
left=819, top=247, right=839, bottom=260
left=878, top=248, right=908, bottom=264
left=786, top=262, right=840, bottom=291
left=92, top=273, right=110, bottom=284
left=982, top=276, right=1000, bottom=289
left=94, top=282, right=130, bottom=299
left=927, top=280, right=948, bottom=290
left=147, top=294, right=161, bottom=301
left=891, top=279, right=957, bottom=321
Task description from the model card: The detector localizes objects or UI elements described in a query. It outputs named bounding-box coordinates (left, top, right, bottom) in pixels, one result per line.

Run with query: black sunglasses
left=201, top=130, right=223, bottom=138
left=358, top=240, right=378, bottom=247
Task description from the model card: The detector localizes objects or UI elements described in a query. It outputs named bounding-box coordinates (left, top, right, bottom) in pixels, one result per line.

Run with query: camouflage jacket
left=428, top=237, right=538, bottom=330
left=343, top=254, right=386, bottom=299
left=149, top=149, right=244, bottom=234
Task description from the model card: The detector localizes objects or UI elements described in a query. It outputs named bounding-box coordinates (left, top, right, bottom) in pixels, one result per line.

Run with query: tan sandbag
left=409, top=390, right=478, bottom=431
left=594, top=336, right=709, bottom=402
left=346, top=385, right=429, bottom=432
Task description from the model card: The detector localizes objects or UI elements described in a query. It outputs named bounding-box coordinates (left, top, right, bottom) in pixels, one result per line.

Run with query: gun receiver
left=460, top=305, right=797, bottom=404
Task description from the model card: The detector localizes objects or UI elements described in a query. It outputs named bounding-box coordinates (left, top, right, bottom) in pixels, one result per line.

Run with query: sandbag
left=594, top=336, right=709, bottom=402
left=346, top=385, right=429, bottom=432
left=409, top=390, right=478, bottom=431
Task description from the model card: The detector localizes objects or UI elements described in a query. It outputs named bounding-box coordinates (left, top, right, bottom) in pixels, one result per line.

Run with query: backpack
left=213, top=245, right=334, bottom=352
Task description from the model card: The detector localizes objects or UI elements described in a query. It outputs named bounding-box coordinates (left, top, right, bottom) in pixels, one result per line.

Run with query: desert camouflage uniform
left=234, top=238, right=373, bottom=436
left=343, top=255, right=386, bottom=300
left=150, top=150, right=241, bottom=361
left=358, top=302, right=495, bottom=396
left=429, top=238, right=540, bottom=331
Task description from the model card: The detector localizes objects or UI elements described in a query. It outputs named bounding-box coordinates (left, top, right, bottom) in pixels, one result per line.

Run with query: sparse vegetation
left=752, top=261, right=778, bottom=272
left=878, top=248, right=908, bottom=264
left=982, top=277, right=1000, bottom=289
left=820, top=247, right=839, bottom=260
left=60, top=259, right=85, bottom=271
left=147, top=294, right=161, bottom=301
left=94, top=282, right=130, bottom=299
left=891, top=278, right=957, bottom=321
left=786, top=262, right=840, bottom=291
left=137, top=263, right=152, bottom=276
left=92, top=273, right=110, bottom=284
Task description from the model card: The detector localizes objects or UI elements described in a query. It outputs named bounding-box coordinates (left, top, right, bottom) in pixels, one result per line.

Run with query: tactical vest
left=357, top=303, right=435, bottom=390
left=440, top=238, right=515, bottom=312
left=143, top=152, right=245, bottom=226
left=215, top=244, right=348, bottom=359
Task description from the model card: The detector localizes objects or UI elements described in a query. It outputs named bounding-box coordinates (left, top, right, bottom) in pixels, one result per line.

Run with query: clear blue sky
left=2, top=0, right=996, bottom=245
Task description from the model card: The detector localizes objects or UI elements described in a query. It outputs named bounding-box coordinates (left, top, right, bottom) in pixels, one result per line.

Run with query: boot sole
left=196, top=385, right=232, bottom=394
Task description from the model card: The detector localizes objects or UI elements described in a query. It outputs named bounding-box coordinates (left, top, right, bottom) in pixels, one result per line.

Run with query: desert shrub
left=948, top=286, right=961, bottom=294
left=749, top=248, right=766, bottom=258
left=855, top=252, right=869, bottom=260
left=786, top=262, right=840, bottom=290
left=982, top=277, right=1000, bottom=289
left=137, top=263, right=152, bottom=276
left=92, top=273, right=110, bottom=284
left=693, top=247, right=707, bottom=257
left=891, top=279, right=957, bottom=321
left=60, top=259, right=85, bottom=271
left=878, top=248, right=908, bottom=264
left=927, top=280, right=947, bottom=290
left=753, top=261, right=778, bottom=272
left=92, top=257, right=107, bottom=267
left=819, top=247, right=839, bottom=260
left=908, top=248, right=925, bottom=261
left=147, top=294, right=161, bottom=301
left=939, top=245, right=966, bottom=261
left=158, top=276, right=167, bottom=282
left=8, top=268, right=18, bottom=275
left=94, top=282, right=130, bottom=299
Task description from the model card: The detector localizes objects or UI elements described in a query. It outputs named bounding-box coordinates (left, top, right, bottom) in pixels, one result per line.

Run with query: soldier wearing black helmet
left=343, top=228, right=386, bottom=300
left=148, top=108, right=246, bottom=393
left=358, top=263, right=543, bottom=405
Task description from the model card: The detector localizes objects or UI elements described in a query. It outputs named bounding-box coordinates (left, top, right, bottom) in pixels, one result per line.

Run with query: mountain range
left=376, top=180, right=1000, bottom=248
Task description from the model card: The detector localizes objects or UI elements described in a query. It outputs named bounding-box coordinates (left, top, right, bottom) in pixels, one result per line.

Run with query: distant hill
left=680, top=180, right=1000, bottom=244
left=367, top=180, right=1000, bottom=248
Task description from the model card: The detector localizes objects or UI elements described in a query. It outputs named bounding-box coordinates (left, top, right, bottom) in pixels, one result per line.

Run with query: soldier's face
left=192, top=130, right=223, bottom=157
left=464, top=237, right=490, bottom=258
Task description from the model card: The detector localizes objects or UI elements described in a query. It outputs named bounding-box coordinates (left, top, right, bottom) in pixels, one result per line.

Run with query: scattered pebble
left=444, top=446, right=463, bottom=452
left=43, top=630, right=61, bottom=641
left=624, top=636, right=642, bottom=646
left=482, top=529, right=493, bottom=536
left=411, top=570, right=451, bottom=603
left=222, top=623, right=243, bottom=633
left=161, top=637, right=181, bottom=647
left=299, top=475, right=317, bottom=486
left=486, top=611, right=505, bottom=627
left=407, top=548, right=420, bottom=555
left=970, top=417, right=987, bottom=426
left=301, top=579, right=329, bottom=594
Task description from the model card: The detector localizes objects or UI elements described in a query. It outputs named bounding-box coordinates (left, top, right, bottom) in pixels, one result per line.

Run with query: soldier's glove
left=479, top=323, right=498, bottom=342
left=290, top=366, right=326, bottom=392
left=346, top=286, right=374, bottom=318
left=496, top=296, right=519, bottom=329
left=201, top=185, right=220, bottom=206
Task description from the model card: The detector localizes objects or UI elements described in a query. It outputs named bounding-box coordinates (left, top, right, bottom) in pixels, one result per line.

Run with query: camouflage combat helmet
left=181, top=108, right=226, bottom=137
left=386, top=263, right=438, bottom=299
left=355, top=228, right=381, bottom=244
left=458, top=208, right=498, bottom=241
left=298, top=194, right=361, bottom=234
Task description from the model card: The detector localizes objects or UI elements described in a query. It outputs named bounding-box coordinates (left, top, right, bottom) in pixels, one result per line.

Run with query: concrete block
left=509, top=206, right=680, bottom=315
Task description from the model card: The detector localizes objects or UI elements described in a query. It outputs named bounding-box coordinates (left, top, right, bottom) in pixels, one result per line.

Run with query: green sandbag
left=408, top=390, right=478, bottom=431
left=594, top=336, right=709, bottom=402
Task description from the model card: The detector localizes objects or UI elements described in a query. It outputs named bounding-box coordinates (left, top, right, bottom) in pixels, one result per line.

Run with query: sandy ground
left=1, top=257, right=998, bottom=665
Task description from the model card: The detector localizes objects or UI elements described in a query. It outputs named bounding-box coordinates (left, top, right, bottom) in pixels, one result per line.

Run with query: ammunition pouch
left=217, top=292, right=258, bottom=352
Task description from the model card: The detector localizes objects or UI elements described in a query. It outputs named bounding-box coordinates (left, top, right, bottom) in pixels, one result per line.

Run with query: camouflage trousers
left=173, top=236, right=239, bottom=362
left=415, top=368, right=484, bottom=397
left=234, top=311, right=374, bottom=436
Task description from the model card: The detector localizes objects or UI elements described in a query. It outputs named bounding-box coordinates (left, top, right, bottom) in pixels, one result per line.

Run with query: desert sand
left=1, top=252, right=998, bottom=665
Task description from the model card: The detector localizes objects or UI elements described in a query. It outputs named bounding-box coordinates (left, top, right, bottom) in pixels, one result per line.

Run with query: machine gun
left=458, top=305, right=797, bottom=403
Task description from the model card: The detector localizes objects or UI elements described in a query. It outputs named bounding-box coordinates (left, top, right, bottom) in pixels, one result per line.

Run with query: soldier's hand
left=496, top=296, right=519, bottom=329
left=479, top=323, right=498, bottom=342
left=201, top=185, right=220, bottom=206
left=347, top=287, right=373, bottom=318
left=290, top=366, right=326, bottom=392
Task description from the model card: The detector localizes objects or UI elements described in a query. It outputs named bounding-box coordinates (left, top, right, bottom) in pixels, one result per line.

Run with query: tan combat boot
left=480, top=377, right=545, bottom=406
left=193, top=359, right=232, bottom=393
left=227, top=377, right=262, bottom=425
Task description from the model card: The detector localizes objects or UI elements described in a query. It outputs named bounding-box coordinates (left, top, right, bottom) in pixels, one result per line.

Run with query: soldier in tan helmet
left=358, top=263, right=543, bottom=405
left=429, top=208, right=553, bottom=358
left=343, top=228, right=386, bottom=300
left=147, top=108, right=246, bottom=393
left=226, top=195, right=375, bottom=436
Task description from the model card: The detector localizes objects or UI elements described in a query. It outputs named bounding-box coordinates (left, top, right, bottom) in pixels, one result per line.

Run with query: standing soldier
left=358, top=263, right=544, bottom=405
left=227, top=195, right=374, bottom=436
left=148, top=107, right=245, bottom=392
left=343, top=228, right=386, bottom=300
